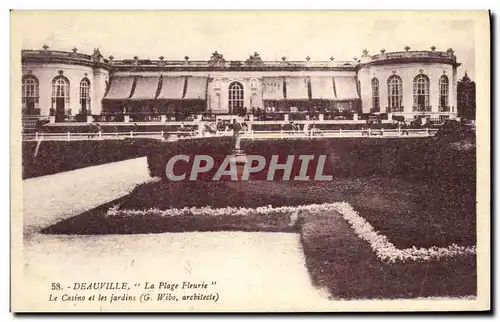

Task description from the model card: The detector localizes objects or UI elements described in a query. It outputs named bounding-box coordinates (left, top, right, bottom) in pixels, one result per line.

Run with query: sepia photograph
left=10, top=10, right=490, bottom=312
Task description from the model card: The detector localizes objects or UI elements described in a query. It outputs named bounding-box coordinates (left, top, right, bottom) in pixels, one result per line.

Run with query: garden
left=38, top=131, right=477, bottom=299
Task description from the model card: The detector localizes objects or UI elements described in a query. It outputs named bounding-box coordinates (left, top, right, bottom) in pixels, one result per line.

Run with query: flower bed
left=330, top=202, right=476, bottom=263
left=110, top=177, right=475, bottom=249
left=299, top=207, right=476, bottom=299
left=104, top=202, right=475, bottom=263
left=42, top=202, right=295, bottom=236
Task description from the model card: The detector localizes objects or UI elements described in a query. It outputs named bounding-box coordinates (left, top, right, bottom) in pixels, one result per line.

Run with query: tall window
left=80, top=78, right=91, bottom=113
left=439, top=75, right=449, bottom=111
left=228, top=82, right=244, bottom=114
left=413, top=74, right=430, bottom=111
left=387, top=75, right=403, bottom=112
left=22, top=75, right=39, bottom=115
left=52, top=76, right=70, bottom=108
left=371, top=78, right=380, bottom=112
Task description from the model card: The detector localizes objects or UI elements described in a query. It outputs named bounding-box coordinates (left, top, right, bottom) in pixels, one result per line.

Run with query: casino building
left=21, top=45, right=460, bottom=126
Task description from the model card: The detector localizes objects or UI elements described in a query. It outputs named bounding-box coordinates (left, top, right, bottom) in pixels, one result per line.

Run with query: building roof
left=21, top=47, right=461, bottom=72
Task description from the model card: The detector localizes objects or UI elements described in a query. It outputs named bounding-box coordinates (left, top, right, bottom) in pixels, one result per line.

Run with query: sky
left=12, top=11, right=476, bottom=79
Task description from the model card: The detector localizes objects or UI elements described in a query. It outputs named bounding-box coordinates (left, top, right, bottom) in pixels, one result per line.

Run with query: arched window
left=22, top=75, right=39, bottom=115
left=228, top=82, right=244, bottom=114
left=52, top=75, right=70, bottom=104
left=439, top=75, right=449, bottom=111
left=80, top=78, right=91, bottom=113
left=387, top=75, right=403, bottom=112
left=413, top=74, right=430, bottom=112
left=371, top=78, right=380, bottom=113
left=51, top=75, right=70, bottom=119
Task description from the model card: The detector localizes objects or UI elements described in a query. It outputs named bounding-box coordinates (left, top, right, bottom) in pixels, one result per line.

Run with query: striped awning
left=262, top=77, right=284, bottom=100
left=334, top=76, right=360, bottom=100
left=157, top=76, right=186, bottom=100
left=285, top=77, right=309, bottom=100
left=130, top=77, right=160, bottom=100
left=104, top=77, right=134, bottom=100
left=310, top=77, right=335, bottom=100
left=184, top=77, right=208, bottom=100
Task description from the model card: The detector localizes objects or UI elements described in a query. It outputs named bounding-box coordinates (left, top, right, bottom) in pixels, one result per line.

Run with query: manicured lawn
left=42, top=177, right=476, bottom=299
left=42, top=181, right=300, bottom=235
left=43, top=174, right=475, bottom=249
left=38, top=134, right=477, bottom=299
left=300, top=211, right=476, bottom=299
left=22, top=138, right=159, bottom=179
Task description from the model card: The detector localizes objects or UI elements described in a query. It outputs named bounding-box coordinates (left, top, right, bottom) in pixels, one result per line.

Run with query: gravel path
left=23, top=157, right=153, bottom=236
left=20, top=232, right=330, bottom=312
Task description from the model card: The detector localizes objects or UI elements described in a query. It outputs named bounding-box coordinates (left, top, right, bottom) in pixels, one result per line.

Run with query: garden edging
left=106, top=202, right=476, bottom=263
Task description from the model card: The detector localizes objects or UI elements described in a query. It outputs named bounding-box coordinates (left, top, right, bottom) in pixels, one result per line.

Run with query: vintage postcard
left=10, top=10, right=490, bottom=312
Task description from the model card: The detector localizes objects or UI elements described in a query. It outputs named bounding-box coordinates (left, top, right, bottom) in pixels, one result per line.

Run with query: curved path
left=22, top=157, right=153, bottom=236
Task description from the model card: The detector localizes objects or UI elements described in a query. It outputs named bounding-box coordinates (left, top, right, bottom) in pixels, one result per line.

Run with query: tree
left=457, top=72, right=476, bottom=120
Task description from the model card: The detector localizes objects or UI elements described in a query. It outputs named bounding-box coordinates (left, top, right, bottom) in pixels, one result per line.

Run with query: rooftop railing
left=22, top=50, right=92, bottom=60
left=22, top=49, right=357, bottom=69
left=367, top=50, right=457, bottom=63
left=109, top=59, right=357, bottom=68
left=22, top=48, right=458, bottom=69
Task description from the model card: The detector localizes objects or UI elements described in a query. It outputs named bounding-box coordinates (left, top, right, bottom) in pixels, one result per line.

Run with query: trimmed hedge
left=22, top=138, right=160, bottom=179
left=147, top=135, right=475, bottom=226
left=146, top=137, right=233, bottom=179
left=146, top=136, right=475, bottom=185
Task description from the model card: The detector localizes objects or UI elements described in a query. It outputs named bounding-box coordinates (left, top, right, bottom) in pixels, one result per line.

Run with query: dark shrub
left=22, top=138, right=161, bottom=179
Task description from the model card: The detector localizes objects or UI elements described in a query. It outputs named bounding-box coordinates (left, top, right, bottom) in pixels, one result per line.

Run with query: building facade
left=21, top=46, right=460, bottom=124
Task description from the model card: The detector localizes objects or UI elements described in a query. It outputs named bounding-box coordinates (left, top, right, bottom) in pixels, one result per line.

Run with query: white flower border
left=330, top=202, right=476, bottom=263
left=106, top=202, right=475, bottom=263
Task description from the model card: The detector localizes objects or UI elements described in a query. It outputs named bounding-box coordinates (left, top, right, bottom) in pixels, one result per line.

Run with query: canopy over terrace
left=101, top=75, right=208, bottom=119
left=262, top=75, right=360, bottom=115
left=309, top=76, right=336, bottom=112
left=104, top=77, right=135, bottom=100
left=129, top=76, right=161, bottom=101
left=157, top=76, right=186, bottom=100
left=262, top=77, right=285, bottom=112
left=262, top=76, right=313, bottom=113
left=156, top=76, right=186, bottom=116
left=184, top=76, right=208, bottom=100
left=263, top=76, right=331, bottom=113
left=180, top=76, right=208, bottom=115
left=282, top=76, right=311, bottom=113
left=128, top=76, right=162, bottom=115
left=332, top=76, right=361, bottom=114
left=102, top=77, right=135, bottom=115
left=334, top=76, right=360, bottom=100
